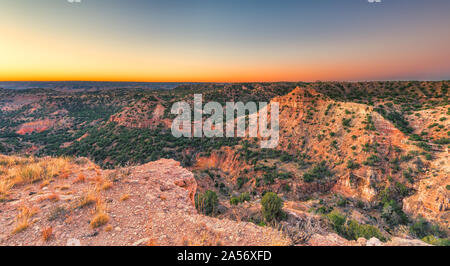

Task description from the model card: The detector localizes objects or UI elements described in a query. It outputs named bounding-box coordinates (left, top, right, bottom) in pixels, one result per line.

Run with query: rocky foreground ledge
left=0, top=157, right=430, bottom=246
left=0, top=158, right=288, bottom=246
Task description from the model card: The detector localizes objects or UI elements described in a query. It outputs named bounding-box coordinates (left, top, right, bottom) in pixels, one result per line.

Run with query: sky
left=0, top=0, right=449, bottom=82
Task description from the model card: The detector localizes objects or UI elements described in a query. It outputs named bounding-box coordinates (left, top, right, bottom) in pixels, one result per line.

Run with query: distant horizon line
left=1, top=79, right=449, bottom=83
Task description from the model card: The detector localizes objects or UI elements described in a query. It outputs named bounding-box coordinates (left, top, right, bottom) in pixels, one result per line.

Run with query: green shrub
left=230, top=197, right=240, bottom=205
left=381, top=199, right=408, bottom=226
left=327, top=210, right=385, bottom=241
left=363, top=155, right=380, bottom=166
left=414, top=141, right=432, bottom=151
left=363, top=114, right=376, bottom=131
left=315, top=205, right=332, bottom=214
left=195, top=190, right=218, bottom=215
left=343, top=220, right=385, bottom=241
left=395, top=182, right=410, bottom=197
left=428, top=123, right=439, bottom=129
left=434, top=138, right=450, bottom=145
left=261, top=192, right=284, bottom=222
left=409, top=134, right=423, bottom=141
left=383, top=111, right=413, bottom=134
left=337, top=197, right=348, bottom=207
left=403, top=170, right=414, bottom=183
left=219, top=183, right=229, bottom=196
left=422, top=235, right=450, bottom=246
left=239, top=192, right=251, bottom=203
left=263, top=172, right=276, bottom=185
left=342, top=118, right=352, bottom=127
left=356, top=200, right=365, bottom=209
left=236, top=177, right=248, bottom=189
left=324, top=104, right=333, bottom=116
left=409, top=218, right=447, bottom=239
left=346, top=159, right=360, bottom=170
left=327, top=210, right=346, bottom=235
left=303, top=161, right=333, bottom=182
left=424, top=153, right=433, bottom=160
left=282, top=183, right=291, bottom=192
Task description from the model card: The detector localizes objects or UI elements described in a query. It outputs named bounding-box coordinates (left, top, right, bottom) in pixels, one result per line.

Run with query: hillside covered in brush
left=0, top=81, right=449, bottom=246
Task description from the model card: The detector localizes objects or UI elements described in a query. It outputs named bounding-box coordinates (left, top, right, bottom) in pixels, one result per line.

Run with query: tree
left=327, top=210, right=346, bottom=234
left=195, top=190, right=218, bottom=215
left=261, top=192, right=284, bottom=222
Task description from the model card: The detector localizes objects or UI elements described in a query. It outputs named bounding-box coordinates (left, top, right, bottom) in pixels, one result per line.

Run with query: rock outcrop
left=0, top=158, right=289, bottom=246
left=16, top=119, right=54, bottom=135
left=136, top=160, right=289, bottom=246
left=307, top=234, right=430, bottom=246
left=403, top=150, right=450, bottom=227
left=110, top=102, right=171, bottom=129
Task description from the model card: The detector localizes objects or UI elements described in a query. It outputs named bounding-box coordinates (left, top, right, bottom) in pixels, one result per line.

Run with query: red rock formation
left=403, top=150, right=450, bottom=227
left=16, top=119, right=54, bottom=135
left=109, top=103, right=171, bottom=129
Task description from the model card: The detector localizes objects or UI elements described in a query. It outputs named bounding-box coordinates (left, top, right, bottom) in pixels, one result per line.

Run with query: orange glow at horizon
left=1, top=1, right=450, bottom=83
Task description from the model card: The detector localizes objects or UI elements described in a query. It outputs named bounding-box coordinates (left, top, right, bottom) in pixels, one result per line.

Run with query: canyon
left=0, top=81, right=448, bottom=245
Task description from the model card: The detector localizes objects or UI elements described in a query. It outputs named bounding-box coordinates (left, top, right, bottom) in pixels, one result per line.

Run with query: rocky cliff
left=0, top=157, right=289, bottom=246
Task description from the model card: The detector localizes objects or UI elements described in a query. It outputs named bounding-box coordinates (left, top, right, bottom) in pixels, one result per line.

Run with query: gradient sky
left=1, top=0, right=449, bottom=82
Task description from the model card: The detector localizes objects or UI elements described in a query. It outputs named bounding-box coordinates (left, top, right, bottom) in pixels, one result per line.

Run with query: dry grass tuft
left=146, top=238, right=158, bottom=246
left=59, top=185, right=70, bottom=191
left=12, top=205, right=38, bottom=234
left=47, top=192, right=60, bottom=202
left=186, top=230, right=224, bottom=246
left=58, top=170, right=71, bottom=179
left=120, top=194, right=130, bottom=201
left=46, top=157, right=71, bottom=179
left=90, top=213, right=109, bottom=228
left=101, top=180, right=113, bottom=191
left=0, top=156, right=72, bottom=198
left=76, top=188, right=98, bottom=209
left=0, top=155, right=29, bottom=167
left=48, top=206, right=69, bottom=221
left=90, top=175, right=103, bottom=186
left=39, top=179, right=50, bottom=188
left=269, top=224, right=292, bottom=246
left=12, top=163, right=44, bottom=185
left=73, top=157, right=90, bottom=166
left=41, top=227, right=53, bottom=242
left=73, top=173, right=86, bottom=184
left=90, top=199, right=109, bottom=228
left=0, top=179, right=12, bottom=201
left=182, top=223, right=224, bottom=246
